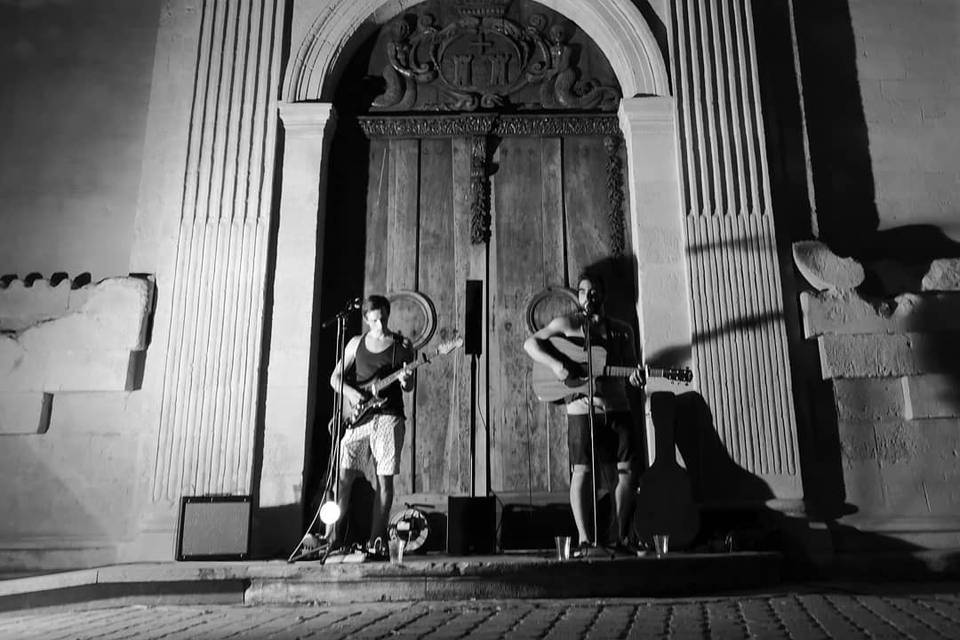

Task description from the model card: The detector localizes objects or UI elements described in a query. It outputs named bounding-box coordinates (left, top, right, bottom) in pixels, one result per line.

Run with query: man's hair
left=362, top=294, right=391, bottom=317
left=576, top=270, right=605, bottom=297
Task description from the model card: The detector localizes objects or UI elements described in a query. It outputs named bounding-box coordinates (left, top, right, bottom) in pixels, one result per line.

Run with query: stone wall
left=795, top=243, right=960, bottom=549
left=794, top=0, right=960, bottom=247
left=0, top=275, right=154, bottom=569
left=0, top=0, right=161, bottom=281
left=848, top=0, right=960, bottom=235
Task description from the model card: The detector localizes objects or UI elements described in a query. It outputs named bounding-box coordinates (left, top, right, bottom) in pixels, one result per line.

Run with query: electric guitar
left=340, top=337, right=463, bottom=427
left=531, top=336, right=693, bottom=402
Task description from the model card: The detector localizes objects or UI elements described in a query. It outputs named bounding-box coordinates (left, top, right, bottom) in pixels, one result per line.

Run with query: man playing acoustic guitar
left=328, top=294, right=414, bottom=559
left=524, top=272, right=645, bottom=556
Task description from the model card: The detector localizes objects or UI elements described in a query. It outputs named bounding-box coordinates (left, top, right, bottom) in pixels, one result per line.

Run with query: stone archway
left=260, top=0, right=692, bottom=512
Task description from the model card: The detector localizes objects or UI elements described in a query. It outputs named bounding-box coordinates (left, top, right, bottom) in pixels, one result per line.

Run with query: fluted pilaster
left=152, top=0, right=284, bottom=501
left=673, top=0, right=799, bottom=478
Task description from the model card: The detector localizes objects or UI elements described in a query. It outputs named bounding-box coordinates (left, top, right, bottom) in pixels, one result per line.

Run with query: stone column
left=671, top=0, right=801, bottom=496
left=133, top=0, right=285, bottom=554
left=258, top=103, right=336, bottom=519
left=619, top=96, right=694, bottom=465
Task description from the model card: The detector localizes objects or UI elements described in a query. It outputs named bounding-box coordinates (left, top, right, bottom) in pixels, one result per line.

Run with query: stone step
left=0, top=552, right=782, bottom=611
left=247, top=552, right=783, bottom=604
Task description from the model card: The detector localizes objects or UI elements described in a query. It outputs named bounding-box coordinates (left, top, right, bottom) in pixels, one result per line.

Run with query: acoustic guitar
left=340, top=337, right=463, bottom=427
left=530, top=336, right=693, bottom=403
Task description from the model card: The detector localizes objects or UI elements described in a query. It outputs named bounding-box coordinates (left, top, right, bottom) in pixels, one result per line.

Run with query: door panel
left=415, top=138, right=460, bottom=494
left=362, top=133, right=632, bottom=498
left=490, top=137, right=549, bottom=494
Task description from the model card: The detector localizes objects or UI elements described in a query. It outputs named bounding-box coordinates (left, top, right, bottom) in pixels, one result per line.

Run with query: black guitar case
left=632, top=391, right=700, bottom=549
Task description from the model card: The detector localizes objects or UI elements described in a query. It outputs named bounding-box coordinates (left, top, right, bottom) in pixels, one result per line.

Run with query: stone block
left=47, top=392, right=142, bottom=433
left=800, top=290, right=960, bottom=338
left=922, top=258, right=960, bottom=291
left=903, top=374, right=960, bottom=419
left=0, top=392, right=52, bottom=434
left=265, top=348, right=312, bottom=388
left=833, top=378, right=905, bottom=421
left=837, top=417, right=960, bottom=517
left=0, top=279, right=70, bottom=331
left=18, top=277, right=153, bottom=352
left=0, top=349, right=139, bottom=392
left=792, top=241, right=865, bottom=291
left=636, top=226, right=683, bottom=265
left=0, top=277, right=153, bottom=392
left=817, top=332, right=960, bottom=379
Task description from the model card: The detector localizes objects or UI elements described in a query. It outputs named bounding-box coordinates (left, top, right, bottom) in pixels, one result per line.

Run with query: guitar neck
left=603, top=365, right=674, bottom=379
left=372, top=358, right=425, bottom=389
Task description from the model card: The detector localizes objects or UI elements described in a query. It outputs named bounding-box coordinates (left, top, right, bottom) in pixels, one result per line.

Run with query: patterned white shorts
left=340, top=414, right=405, bottom=476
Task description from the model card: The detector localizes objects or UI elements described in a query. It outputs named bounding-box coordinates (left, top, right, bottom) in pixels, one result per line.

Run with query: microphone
left=583, top=289, right=602, bottom=314
left=321, top=297, right=362, bottom=329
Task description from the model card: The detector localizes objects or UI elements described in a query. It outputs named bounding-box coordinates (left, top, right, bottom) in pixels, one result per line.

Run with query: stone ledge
left=800, top=290, right=960, bottom=338
left=817, top=332, right=960, bottom=379
left=0, top=273, right=103, bottom=332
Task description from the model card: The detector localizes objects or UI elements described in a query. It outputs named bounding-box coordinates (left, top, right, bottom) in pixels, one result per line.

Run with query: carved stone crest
left=371, top=0, right=620, bottom=112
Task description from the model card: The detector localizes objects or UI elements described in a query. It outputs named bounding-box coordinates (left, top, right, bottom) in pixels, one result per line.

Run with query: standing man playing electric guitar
left=523, top=272, right=645, bottom=555
left=328, top=294, right=414, bottom=559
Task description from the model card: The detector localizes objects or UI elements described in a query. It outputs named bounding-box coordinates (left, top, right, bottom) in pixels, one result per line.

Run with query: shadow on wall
left=670, top=391, right=943, bottom=578
left=754, top=0, right=960, bottom=565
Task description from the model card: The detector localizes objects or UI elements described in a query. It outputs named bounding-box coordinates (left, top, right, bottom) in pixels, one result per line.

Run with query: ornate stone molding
left=279, top=102, right=337, bottom=134
left=470, top=135, right=491, bottom=244
left=604, top=135, right=626, bottom=256
left=370, top=1, right=620, bottom=112
left=358, top=113, right=621, bottom=138
left=283, top=0, right=669, bottom=102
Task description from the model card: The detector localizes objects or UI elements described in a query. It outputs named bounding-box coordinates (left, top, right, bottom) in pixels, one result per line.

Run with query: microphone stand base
left=575, top=543, right=616, bottom=560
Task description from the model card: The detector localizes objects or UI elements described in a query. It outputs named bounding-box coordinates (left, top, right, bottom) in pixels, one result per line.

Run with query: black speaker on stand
left=447, top=280, right=497, bottom=555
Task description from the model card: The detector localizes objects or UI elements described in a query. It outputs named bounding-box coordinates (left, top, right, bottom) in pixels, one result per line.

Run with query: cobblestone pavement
left=3, top=585, right=960, bottom=639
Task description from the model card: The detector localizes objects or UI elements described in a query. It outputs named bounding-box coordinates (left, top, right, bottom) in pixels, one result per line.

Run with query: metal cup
left=388, top=537, right=406, bottom=564
left=652, top=533, right=669, bottom=557
left=554, top=535, right=572, bottom=561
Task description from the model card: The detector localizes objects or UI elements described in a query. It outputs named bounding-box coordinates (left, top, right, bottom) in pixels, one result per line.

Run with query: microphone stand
left=288, top=300, right=355, bottom=563
left=581, top=299, right=613, bottom=559
left=582, top=306, right=599, bottom=551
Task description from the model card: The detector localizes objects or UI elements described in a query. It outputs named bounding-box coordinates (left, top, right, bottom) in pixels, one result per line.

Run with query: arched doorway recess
left=263, top=0, right=692, bottom=515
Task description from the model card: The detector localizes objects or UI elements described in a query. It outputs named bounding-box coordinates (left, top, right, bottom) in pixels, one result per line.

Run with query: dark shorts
left=567, top=411, right=636, bottom=467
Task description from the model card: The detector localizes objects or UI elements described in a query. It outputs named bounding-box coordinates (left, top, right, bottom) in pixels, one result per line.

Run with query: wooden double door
left=347, top=122, right=637, bottom=500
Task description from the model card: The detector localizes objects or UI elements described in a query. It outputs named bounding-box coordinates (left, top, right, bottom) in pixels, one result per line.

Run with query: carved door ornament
left=372, top=0, right=620, bottom=112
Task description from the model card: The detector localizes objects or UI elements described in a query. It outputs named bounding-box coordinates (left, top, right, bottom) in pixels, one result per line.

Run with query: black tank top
left=354, top=334, right=410, bottom=420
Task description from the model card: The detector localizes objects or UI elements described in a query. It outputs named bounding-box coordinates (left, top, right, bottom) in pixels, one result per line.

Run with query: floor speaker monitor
left=447, top=495, right=496, bottom=555
left=176, top=495, right=252, bottom=561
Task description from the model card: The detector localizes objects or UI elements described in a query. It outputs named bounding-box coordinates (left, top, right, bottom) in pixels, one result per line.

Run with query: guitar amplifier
left=176, top=495, right=252, bottom=561
left=447, top=496, right=496, bottom=555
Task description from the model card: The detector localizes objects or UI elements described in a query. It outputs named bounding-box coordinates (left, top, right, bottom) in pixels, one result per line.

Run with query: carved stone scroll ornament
left=470, top=135, right=491, bottom=244
left=357, top=113, right=621, bottom=138
left=604, top=135, right=626, bottom=256
left=372, top=2, right=620, bottom=112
